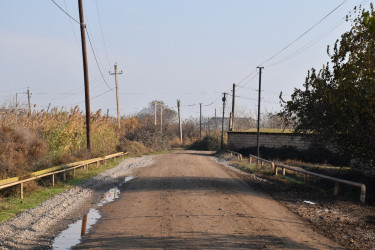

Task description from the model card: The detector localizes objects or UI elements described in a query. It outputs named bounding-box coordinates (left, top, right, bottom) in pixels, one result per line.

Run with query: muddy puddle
left=52, top=175, right=135, bottom=249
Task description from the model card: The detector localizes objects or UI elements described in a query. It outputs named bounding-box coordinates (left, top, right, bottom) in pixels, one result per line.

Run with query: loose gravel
left=0, top=155, right=154, bottom=249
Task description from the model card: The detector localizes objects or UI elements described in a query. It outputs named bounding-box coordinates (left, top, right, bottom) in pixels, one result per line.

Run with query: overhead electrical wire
left=264, top=17, right=346, bottom=67
left=51, top=0, right=112, bottom=91
left=85, top=29, right=112, bottom=90
left=63, top=0, right=81, bottom=52
left=50, top=0, right=80, bottom=24
left=259, top=0, right=348, bottom=67
left=95, top=0, right=112, bottom=69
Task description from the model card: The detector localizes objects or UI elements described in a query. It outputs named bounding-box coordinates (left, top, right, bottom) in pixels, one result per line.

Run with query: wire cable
left=85, top=28, right=112, bottom=90
left=50, top=0, right=81, bottom=25
left=259, top=0, right=348, bottom=67
left=95, top=0, right=112, bottom=68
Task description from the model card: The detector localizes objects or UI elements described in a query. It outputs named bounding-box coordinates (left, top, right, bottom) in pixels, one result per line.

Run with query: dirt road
left=75, top=151, right=342, bottom=249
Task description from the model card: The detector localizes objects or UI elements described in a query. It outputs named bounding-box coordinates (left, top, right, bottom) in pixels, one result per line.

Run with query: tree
left=279, top=4, right=375, bottom=168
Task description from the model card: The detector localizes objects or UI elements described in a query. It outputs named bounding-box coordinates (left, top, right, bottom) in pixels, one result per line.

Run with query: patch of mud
left=0, top=156, right=154, bottom=249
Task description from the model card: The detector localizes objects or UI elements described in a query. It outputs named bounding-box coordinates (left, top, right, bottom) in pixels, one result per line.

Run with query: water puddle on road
left=52, top=208, right=100, bottom=249
left=52, top=175, right=136, bottom=249
left=119, top=175, right=135, bottom=187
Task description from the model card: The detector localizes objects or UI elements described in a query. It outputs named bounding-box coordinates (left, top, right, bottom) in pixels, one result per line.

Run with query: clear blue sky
left=0, top=0, right=370, bottom=119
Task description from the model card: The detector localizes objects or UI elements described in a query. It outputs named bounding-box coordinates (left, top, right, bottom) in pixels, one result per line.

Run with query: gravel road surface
left=75, top=151, right=342, bottom=249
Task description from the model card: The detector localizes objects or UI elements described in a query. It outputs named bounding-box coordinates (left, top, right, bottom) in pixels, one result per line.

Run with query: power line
left=85, top=28, right=112, bottom=90
left=95, top=0, right=112, bottom=68
left=259, top=0, right=348, bottom=67
left=265, top=18, right=346, bottom=67
left=63, top=0, right=81, bottom=52
left=61, top=88, right=114, bottom=107
left=50, top=0, right=81, bottom=25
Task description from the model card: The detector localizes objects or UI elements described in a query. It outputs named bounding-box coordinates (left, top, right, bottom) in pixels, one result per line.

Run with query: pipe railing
left=248, top=154, right=366, bottom=203
left=0, top=152, right=128, bottom=199
left=225, top=150, right=243, bottom=162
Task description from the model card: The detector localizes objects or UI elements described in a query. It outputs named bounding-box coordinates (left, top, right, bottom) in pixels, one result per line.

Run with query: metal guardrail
left=225, top=150, right=243, bottom=162
left=0, top=152, right=128, bottom=199
left=248, top=154, right=366, bottom=203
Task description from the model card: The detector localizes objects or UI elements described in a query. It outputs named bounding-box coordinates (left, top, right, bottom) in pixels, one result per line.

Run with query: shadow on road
left=76, top=232, right=324, bottom=249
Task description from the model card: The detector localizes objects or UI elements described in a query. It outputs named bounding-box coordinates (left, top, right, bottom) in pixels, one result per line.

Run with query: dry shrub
left=0, top=107, right=119, bottom=179
left=117, top=139, right=148, bottom=156
left=0, top=126, right=47, bottom=178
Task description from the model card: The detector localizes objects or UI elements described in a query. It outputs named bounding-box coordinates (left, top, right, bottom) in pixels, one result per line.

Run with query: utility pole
left=215, top=108, right=217, bottom=132
left=78, top=0, right=91, bottom=151
left=160, top=103, right=163, bottom=133
left=154, top=101, right=157, bottom=125
left=27, top=87, right=31, bottom=113
left=221, top=93, right=227, bottom=150
left=15, top=93, right=18, bottom=109
left=107, top=109, right=109, bottom=117
left=177, top=100, right=182, bottom=143
left=229, top=83, right=236, bottom=131
left=109, top=63, right=123, bottom=128
left=256, top=67, right=264, bottom=158
left=199, top=103, right=202, bottom=138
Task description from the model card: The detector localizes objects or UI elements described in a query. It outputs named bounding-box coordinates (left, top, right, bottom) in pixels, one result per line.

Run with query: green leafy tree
left=279, top=4, right=375, bottom=168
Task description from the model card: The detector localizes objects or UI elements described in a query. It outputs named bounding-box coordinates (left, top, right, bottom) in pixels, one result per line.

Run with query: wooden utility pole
left=221, top=93, right=227, bottom=150
left=160, top=103, right=163, bottom=133
left=109, top=63, right=123, bottom=128
left=199, top=103, right=202, bottom=138
left=256, top=67, right=264, bottom=158
left=154, top=101, right=157, bottom=125
left=27, top=87, right=31, bottom=113
left=106, top=109, right=109, bottom=117
left=78, top=0, right=91, bottom=151
left=177, top=100, right=182, bottom=143
left=215, top=108, right=217, bottom=132
left=229, top=83, right=236, bottom=131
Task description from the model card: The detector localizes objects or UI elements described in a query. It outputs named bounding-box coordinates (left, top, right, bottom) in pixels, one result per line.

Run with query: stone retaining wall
left=227, top=131, right=312, bottom=150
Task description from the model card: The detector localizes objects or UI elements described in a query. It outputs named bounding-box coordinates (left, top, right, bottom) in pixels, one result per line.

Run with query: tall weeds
left=0, top=107, right=118, bottom=179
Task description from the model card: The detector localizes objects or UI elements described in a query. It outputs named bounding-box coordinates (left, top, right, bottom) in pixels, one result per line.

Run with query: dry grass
left=0, top=107, right=119, bottom=179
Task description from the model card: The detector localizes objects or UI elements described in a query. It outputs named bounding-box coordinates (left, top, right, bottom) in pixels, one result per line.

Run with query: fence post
left=240, top=154, right=243, bottom=162
left=249, top=156, right=252, bottom=164
left=73, top=168, right=76, bottom=177
left=20, top=182, right=23, bottom=200
left=261, top=161, right=264, bottom=168
left=52, top=174, right=55, bottom=186
left=334, top=183, right=339, bottom=195
left=271, top=162, right=275, bottom=171
left=360, top=184, right=366, bottom=203
left=282, top=167, right=286, bottom=176
left=274, top=166, right=278, bottom=175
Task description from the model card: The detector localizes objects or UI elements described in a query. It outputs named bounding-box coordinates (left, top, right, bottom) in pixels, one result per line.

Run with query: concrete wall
left=227, top=131, right=312, bottom=150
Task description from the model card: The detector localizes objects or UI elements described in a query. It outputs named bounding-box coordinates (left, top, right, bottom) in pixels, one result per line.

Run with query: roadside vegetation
left=0, top=157, right=125, bottom=223
left=279, top=4, right=375, bottom=172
